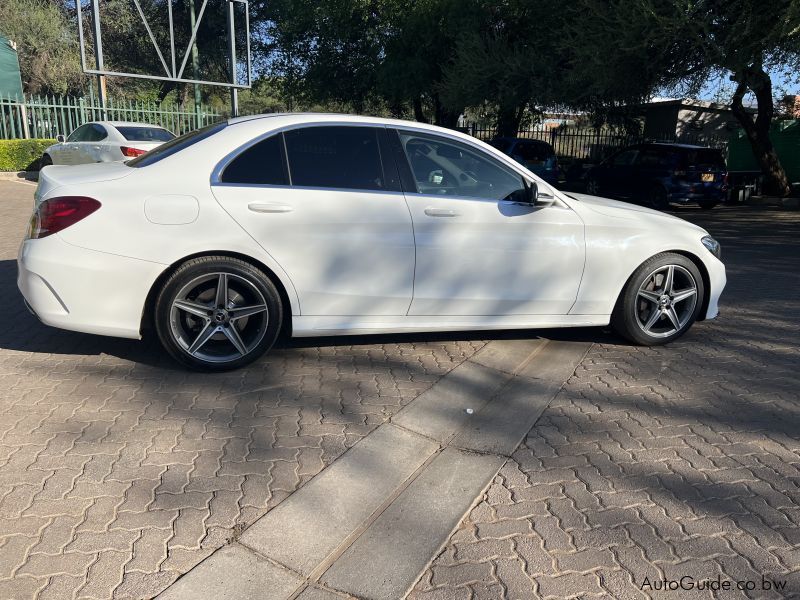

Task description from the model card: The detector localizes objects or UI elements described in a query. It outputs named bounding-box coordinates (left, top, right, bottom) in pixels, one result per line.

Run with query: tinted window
left=221, top=134, right=288, bottom=185
left=86, top=124, right=108, bottom=142
left=679, top=148, right=726, bottom=170
left=284, top=126, right=386, bottom=191
left=399, top=131, right=525, bottom=200
left=611, top=149, right=639, bottom=166
left=514, top=141, right=554, bottom=162
left=489, top=139, right=512, bottom=153
left=67, top=125, right=90, bottom=142
left=637, top=148, right=677, bottom=168
left=128, top=122, right=227, bottom=167
left=115, top=126, right=175, bottom=142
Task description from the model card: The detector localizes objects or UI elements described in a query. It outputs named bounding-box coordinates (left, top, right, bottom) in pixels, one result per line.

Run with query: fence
left=461, top=122, right=729, bottom=163
left=0, top=93, right=223, bottom=140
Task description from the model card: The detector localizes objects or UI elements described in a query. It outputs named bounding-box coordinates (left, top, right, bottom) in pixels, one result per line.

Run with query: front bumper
left=18, top=235, right=165, bottom=339
left=702, top=254, right=726, bottom=320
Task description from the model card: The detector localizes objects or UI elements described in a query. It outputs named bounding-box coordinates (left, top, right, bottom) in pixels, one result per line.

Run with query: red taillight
left=121, top=146, right=147, bottom=157
left=29, top=196, right=101, bottom=239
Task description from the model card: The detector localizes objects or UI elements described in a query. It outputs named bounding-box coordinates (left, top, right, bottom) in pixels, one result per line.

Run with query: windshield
left=115, top=126, right=175, bottom=142
left=127, top=122, right=227, bottom=167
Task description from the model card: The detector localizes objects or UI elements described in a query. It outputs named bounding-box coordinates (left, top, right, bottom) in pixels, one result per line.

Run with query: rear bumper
left=18, top=235, right=165, bottom=339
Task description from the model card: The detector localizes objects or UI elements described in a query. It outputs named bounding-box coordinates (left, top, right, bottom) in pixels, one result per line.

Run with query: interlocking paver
left=0, top=181, right=488, bottom=599
left=412, top=205, right=800, bottom=599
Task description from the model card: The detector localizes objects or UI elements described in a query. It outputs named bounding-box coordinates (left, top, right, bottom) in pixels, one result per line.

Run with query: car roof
left=494, top=137, right=551, bottom=145
left=643, top=142, right=719, bottom=150
left=88, top=121, right=171, bottom=128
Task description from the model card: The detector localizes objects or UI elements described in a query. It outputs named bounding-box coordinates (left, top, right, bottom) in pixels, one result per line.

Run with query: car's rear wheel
left=585, top=177, right=600, bottom=195
left=697, top=199, right=718, bottom=210
left=154, top=256, right=282, bottom=371
left=648, top=185, right=669, bottom=210
left=611, top=253, right=704, bottom=346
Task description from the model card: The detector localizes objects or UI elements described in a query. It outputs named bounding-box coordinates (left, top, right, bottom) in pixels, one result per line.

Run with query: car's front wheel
left=697, top=199, right=718, bottom=210
left=585, top=177, right=601, bottom=195
left=154, top=256, right=283, bottom=371
left=611, top=253, right=704, bottom=346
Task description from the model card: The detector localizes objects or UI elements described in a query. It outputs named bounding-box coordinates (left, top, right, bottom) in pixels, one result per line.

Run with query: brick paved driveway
left=0, top=182, right=486, bottom=599
left=411, top=206, right=800, bottom=599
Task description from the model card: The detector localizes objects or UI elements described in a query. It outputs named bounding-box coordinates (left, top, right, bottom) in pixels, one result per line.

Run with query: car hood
left=35, top=162, right=133, bottom=205
left=566, top=192, right=707, bottom=233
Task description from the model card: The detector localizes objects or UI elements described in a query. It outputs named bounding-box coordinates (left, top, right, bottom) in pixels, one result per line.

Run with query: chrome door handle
left=424, top=207, right=459, bottom=217
left=248, top=203, right=294, bottom=213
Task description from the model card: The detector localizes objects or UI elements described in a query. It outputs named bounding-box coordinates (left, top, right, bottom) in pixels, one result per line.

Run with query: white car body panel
left=19, top=113, right=725, bottom=342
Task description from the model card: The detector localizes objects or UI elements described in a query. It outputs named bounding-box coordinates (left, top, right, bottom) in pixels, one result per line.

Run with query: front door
left=392, top=129, right=585, bottom=316
left=211, top=125, right=415, bottom=316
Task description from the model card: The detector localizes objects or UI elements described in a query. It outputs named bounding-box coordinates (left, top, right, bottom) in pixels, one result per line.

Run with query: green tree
left=0, top=0, right=84, bottom=95
left=564, top=0, right=800, bottom=196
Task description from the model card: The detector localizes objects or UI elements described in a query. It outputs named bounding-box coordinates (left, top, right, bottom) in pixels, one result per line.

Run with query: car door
left=211, top=125, right=416, bottom=316
left=53, top=124, right=89, bottom=164
left=74, top=123, right=108, bottom=163
left=391, top=129, right=585, bottom=316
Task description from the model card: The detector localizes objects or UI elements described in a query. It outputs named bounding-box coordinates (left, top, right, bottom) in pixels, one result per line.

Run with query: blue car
left=585, top=143, right=728, bottom=210
left=489, top=137, right=560, bottom=185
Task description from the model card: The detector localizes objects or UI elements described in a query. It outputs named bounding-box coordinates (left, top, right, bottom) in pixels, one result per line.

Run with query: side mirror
left=56, top=134, right=65, bottom=143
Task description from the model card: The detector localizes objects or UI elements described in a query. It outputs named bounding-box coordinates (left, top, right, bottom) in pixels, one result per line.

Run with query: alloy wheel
left=169, top=272, right=269, bottom=363
left=634, top=264, right=698, bottom=338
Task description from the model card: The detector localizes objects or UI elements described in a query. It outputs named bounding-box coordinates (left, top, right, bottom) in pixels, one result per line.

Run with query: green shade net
left=0, top=34, right=24, bottom=99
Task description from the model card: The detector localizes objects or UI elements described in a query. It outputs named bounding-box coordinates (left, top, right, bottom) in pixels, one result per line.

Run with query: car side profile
left=585, top=143, right=728, bottom=210
left=19, top=114, right=726, bottom=371
left=489, top=137, right=560, bottom=185
left=41, top=121, right=175, bottom=167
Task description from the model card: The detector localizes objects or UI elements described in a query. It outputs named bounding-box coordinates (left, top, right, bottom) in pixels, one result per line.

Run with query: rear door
left=211, top=125, right=416, bottom=316
left=75, top=123, right=109, bottom=163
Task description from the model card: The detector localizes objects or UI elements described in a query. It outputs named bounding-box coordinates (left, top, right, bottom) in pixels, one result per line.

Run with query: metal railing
left=0, top=93, right=223, bottom=140
left=461, top=122, right=729, bottom=162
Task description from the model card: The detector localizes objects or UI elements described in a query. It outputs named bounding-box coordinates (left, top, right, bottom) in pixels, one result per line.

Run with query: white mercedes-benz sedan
left=41, top=121, right=175, bottom=166
left=18, top=114, right=726, bottom=371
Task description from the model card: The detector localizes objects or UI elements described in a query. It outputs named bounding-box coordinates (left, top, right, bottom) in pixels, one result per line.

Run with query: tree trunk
left=413, top=96, right=426, bottom=122
left=730, top=66, right=791, bottom=197
left=432, top=94, right=460, bottom=129
left=496, top=103, right=527, bottom=138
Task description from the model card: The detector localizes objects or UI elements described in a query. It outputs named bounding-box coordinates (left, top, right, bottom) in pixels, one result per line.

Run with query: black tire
left=585, top=177, right=601, bottom=195
left=697, top=199, right=718, bottom=210
left=40, top=154, right=52, bottom=169
left=648, top=185, right=669, bottom=210
left=154, top=256, right=283, bottom=371
left=611, top=253, right=704, bottom=346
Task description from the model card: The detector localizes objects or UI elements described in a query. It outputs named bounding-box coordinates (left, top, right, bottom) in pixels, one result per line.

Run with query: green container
left=727, top=120, right=800, bottom=183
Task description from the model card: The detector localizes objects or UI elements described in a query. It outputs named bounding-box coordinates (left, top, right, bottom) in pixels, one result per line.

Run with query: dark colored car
left=489, top=137, right=560, bottom=185
left=585, top=143, right=728, bottom=209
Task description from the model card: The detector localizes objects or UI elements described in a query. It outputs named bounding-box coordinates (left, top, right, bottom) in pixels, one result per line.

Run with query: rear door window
left=283, top=126, right=388, bottom=191
left=220, top=134, right=288, bottom=185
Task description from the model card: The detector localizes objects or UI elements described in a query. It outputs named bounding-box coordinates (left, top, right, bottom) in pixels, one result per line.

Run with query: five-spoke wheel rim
left=635, top=264, right=698, bottom=338
left=169, top=272, right=269, bottom=363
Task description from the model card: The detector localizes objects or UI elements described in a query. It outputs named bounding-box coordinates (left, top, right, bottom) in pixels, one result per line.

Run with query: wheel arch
left=140, top=250, right=296, bottom=336
left=613, top=249, right=711, bottom=321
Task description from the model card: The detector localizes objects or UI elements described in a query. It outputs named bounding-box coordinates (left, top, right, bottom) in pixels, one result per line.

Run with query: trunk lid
left=35, top=162, right=133, bottom=205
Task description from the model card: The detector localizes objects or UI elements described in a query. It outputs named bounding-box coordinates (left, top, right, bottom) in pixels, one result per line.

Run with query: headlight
left=701, top=235, right=721, bottom=259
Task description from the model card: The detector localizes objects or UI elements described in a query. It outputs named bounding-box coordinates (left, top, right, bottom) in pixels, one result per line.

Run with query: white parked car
left=18, top=114, right=726, bottom=371
left=41, top=121, right=175, bottom=166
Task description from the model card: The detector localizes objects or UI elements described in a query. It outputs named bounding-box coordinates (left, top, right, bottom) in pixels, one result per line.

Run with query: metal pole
left=90, top=0, right=107, bottom=119
left=227, top=0, right=238, bottom=117
left=188, top=0, right=202, bottom=127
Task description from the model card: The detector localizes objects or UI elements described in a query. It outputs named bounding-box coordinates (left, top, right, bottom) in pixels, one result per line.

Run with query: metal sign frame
left=77, top=0, right=251, bottom=116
